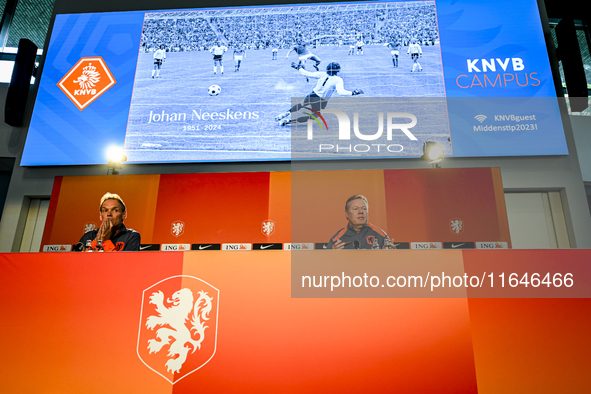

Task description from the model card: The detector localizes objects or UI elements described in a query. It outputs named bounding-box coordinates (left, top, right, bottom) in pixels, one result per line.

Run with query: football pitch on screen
left=124, top=44, right=444, bottom=162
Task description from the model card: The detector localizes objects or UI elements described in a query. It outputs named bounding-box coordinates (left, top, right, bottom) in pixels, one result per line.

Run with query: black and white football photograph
left=124, top=1, right=443, bottom=162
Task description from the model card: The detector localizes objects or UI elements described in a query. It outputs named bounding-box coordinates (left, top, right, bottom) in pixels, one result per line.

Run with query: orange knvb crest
left=137, top=276, right=219, bottom=384
left=57, top=57, right=116, bottom=110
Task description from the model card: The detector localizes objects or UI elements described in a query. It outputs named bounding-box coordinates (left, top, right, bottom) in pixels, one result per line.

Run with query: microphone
left=72, top=242, right=85, bottom=252
left=353, top=240, right=360, bottom=249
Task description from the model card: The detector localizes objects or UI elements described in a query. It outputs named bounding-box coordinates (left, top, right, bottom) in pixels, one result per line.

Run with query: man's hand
left=332, top=239, right=346, bottom=250
left=95, top=219, right=113, bottom=242
left=352, top=89, right=364, bottom=96
left=291, top=62, right=302, bottom=70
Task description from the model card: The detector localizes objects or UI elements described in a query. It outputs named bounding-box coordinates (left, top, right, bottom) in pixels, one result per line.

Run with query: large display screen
left=21, top=0, right=568, bottom=166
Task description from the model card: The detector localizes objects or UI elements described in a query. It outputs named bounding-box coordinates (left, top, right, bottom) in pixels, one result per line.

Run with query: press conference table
left=0, top=250, right=589, bottom=393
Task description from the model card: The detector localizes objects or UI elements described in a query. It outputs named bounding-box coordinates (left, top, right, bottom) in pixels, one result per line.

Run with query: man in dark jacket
left=327, top=195, right=388, bottom=249
left=78, top=192, right=140, bottom=251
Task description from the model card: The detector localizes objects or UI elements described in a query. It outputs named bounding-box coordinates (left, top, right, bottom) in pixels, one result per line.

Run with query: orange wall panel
left=151, top=172, right=273, bottom=243
left=468, top=298, right=591, bottom=393
left=1, top=251, right=590, bottom=392
left=268, top=171, right=292, bottom=242
left=0, top=252, right=181, bottom=394
left=384, top=168, right=509, bottom=242
left=177, top=251, right=477, bottom=393
left=291, top=170, right=387, bottom=243
left=42, top=174, right=161, bottom=246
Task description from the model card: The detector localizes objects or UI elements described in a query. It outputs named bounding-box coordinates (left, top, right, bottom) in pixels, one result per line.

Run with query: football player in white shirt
left=233, top=46, right=246, bottom=72
left=151, top=45, right=166, bottom=78
left=275, top=62, right=364, bottom=126
left=210, top=41, right=228, bottom=74
left=348, top=42, right=355, bottom=56
left=407, top=39, right=423, bottom=72
left=356, top=39, right=364, bottom=55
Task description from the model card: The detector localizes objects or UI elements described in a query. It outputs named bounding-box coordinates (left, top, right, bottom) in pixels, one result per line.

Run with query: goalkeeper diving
left=275, top=62, right=364, bottom=126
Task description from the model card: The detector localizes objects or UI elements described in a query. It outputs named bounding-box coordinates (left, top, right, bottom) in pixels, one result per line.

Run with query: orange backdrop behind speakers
left=151, top=172, right=272, bottom=244
left=291, top=168, right=510, bottom=245
left=291, top=169, right=388, bottom=243
left=383, top=167, right=510, bottom=243
left=41, top=169, right=509, bottom=247
left=41, top=174, right=161, bottom=248
left=268, top=171, right=292, bottom=241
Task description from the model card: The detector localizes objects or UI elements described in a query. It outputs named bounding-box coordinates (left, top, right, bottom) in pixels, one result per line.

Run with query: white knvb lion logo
left=73, top=63, right=101, bottom=89
left=171, top=221, right=185, bottom=238
left=261, top=220, right=275, bottom=237
left=84, top=222, right=96, bottom=232
left=138, top=276, right=219, bottom=384
left=450, top=218, right=464, bottom=234
left=145, top=288, right=213, bottom=374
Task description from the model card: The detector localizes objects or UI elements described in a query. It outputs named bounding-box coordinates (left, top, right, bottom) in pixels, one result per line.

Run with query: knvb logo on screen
left=57, top=57, right=116, bottom=110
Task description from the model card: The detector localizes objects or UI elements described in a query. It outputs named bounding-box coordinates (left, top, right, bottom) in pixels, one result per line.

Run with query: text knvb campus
left=456, top=57, right=541, bottom=89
